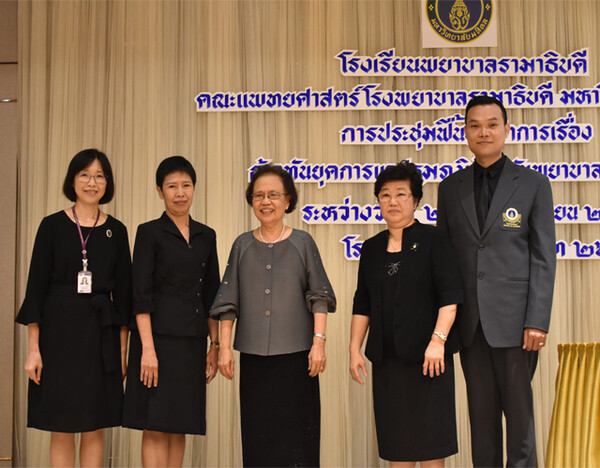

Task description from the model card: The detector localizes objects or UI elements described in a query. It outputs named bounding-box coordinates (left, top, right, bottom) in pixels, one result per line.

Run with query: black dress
left=373, top=251, right=457, bottom=461
left=16, top=211, right=132, bottom=433
left=122, top=213, right=220, bottom=435
left=352, top=222, right=462, bottom=462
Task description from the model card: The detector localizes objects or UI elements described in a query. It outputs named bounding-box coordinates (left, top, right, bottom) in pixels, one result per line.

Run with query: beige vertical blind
left=16, top=1, right=600, bottom=466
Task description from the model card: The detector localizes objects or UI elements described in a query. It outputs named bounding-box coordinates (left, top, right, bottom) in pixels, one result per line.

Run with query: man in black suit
left=436, top=96, right=556, bottom=467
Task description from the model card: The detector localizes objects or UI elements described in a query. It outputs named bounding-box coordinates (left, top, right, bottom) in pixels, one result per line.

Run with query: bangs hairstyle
left=374, top=160, right=423, bottom=202
left=245, top=164, right=298, bottom=214
left=62, top=148, right=114, bottom=204
left=156, top=156, right=197, bottom=188
left=465, top=95, right=508, bottom=125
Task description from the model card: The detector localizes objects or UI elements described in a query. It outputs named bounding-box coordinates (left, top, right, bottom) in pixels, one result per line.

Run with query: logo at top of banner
left=426, top=0, right=493, bottom=44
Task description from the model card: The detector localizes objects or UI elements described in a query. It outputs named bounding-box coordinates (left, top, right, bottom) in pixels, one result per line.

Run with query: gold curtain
left=15, top=1, right=600, bottom=466
left=546, top=343, right=600, bottom=467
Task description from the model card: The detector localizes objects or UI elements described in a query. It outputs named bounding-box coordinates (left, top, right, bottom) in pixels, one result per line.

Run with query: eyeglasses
left=378, top=193, right=412, bottom=204
left=252, top=191, right=287, bottom=202
left=77, top=173, right=107, bottom=184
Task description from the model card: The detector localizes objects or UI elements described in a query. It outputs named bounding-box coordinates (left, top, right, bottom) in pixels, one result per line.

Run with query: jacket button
left=479, top=243, right=484, bottom=249
left=266, top=264, right=272, bottom=270
left=268, top=244, right=273, bottom=248
left=478, top=272, right=485, bottom=279
left=202, top=262, right=206, bottom=267
left=195, top=308, right=200, bottom=314
left=188, top=244, right=193, bottom=249
left=197, top=293, right=201, bottom=297
left=265, top=311, right=271, bottom=317
left=265, top=289, right=271, bottom=295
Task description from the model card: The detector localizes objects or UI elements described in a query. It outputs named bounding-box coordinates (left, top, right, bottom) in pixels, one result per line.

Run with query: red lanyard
left=72, top=207, right=100, bottom=271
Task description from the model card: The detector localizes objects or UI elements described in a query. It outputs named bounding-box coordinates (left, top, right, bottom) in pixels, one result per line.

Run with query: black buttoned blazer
left=352, top=221, right=463, bottom=364
left=131, top=212, right=220, bottom=337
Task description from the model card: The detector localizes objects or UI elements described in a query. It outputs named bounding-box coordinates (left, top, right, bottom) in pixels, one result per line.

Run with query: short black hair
left=465, top=95, right=508, bottom=125
left=374, top=160, right=423, bottom=202
left=245, top=164, right=298, bottom=214
left=156, top=156, right=197, bottom=188
left=62, top=148, right=114, bottom=204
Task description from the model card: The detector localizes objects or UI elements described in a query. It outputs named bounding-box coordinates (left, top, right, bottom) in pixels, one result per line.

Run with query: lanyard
left=72, top=207, right=100, bottom=271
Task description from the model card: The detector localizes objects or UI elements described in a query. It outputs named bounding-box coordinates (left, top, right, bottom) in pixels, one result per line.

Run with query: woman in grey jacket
left=211, top=164, right=336, bottom=467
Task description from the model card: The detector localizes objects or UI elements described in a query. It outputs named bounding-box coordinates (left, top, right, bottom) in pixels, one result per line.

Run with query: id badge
left=77, top=270, right=92, bottom=294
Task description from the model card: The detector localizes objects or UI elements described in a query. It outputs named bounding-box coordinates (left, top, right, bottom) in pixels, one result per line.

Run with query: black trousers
left=460, top=324, right=538, bottom=467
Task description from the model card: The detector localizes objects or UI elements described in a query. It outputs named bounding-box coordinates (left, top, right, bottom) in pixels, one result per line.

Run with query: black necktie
left=477, top=169, right=490, bottom=233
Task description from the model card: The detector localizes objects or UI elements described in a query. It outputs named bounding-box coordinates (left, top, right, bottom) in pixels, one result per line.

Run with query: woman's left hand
left=423, top=338, right=446, bottom=377
left=308, top=340, right=326, bottom=377
left=121, top=353, right=127, bottom=380
left=206, top=344, right=218, bottom=384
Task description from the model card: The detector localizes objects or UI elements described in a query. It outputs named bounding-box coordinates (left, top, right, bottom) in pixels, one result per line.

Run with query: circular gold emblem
left=426, top=0, right=493, bottom=44
left=505, top=208, right=519, bottom=222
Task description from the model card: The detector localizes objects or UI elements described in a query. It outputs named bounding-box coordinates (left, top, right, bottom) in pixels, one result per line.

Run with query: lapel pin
left=502, top=208, right=521, bottom=228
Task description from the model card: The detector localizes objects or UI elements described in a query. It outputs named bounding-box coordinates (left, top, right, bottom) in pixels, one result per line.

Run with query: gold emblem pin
left=502, top=208, right=521, bottom=228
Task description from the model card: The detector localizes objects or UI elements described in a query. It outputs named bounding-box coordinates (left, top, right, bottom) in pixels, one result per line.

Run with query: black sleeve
left=431, top=228, right=463, bottom=307
left=202, top=229, right=220, bottom=318
left=16, top=217, right=54, bottom=325
left=112, top=222, right=133, bottom=326
left=436, top=181, right=450, bottom=236
left=352, top=241, right=372, bottom=316
left=209, top=238, right=241, bottom=321
left=132, top=223, right=156, bottom=316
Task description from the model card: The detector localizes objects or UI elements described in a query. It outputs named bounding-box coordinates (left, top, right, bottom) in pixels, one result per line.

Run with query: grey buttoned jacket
left=210, top=229, right=336, bottom=356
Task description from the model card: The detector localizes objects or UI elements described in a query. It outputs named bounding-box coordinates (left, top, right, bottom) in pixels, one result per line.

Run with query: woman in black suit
left=123, top=156, right=220, bottom=468
left=349, top=161, right=462, bottom=467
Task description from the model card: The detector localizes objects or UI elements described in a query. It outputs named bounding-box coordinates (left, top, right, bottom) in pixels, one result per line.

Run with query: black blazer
left=352, top=221, right=463, bottom=364
left=131, top=212, right=220, bottom=338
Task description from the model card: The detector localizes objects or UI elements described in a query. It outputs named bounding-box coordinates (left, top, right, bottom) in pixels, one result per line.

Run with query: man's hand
left=523, top=328, right=547, bottom=351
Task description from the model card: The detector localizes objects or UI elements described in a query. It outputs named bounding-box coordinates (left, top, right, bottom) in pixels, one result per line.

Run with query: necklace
left=259, top=223, right=286, bottom=243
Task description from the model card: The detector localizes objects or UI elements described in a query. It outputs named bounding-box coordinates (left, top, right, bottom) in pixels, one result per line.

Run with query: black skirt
left=372, top=355, right=458, bottom=461
left=240, top=351, right=320, bottom=467
left=122, top=331, right=207, bottom=434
